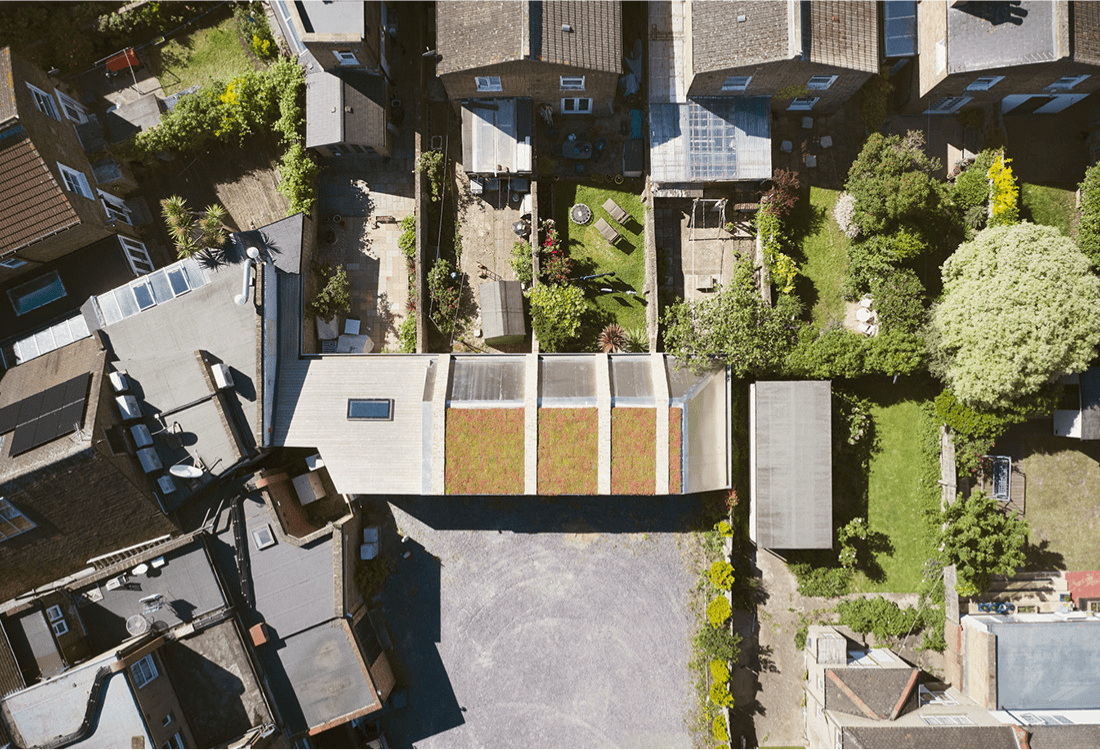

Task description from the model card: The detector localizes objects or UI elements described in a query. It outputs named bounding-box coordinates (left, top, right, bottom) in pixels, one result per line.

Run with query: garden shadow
left=1023, top=538, right=1067, bottom=572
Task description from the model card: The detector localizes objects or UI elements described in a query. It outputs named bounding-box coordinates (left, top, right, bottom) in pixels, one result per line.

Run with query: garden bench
left=602, top=198, right=630, bottom=225
left=594, top=217, right=621, bottom=244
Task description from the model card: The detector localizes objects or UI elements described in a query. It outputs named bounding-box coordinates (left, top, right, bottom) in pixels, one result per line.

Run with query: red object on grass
left=106, top=48, right=139, bottom=73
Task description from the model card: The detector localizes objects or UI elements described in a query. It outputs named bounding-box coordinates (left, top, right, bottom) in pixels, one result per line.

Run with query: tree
left=527, top=283, right=584, bottom=351
left=1077, top=162, right=1100, bottom=268
left=662, top=264, right=802, bottom=377
left=941, top=490, right=1028, bottom=596
left=845, top=131, right=951, bottom=239
left=307, top=265, right=351, bottom=321
left=929, top=223, right=1100, bottom=409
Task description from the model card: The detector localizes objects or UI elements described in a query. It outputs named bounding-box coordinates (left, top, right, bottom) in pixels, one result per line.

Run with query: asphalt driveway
left=377, top=495, right=701, bottom=749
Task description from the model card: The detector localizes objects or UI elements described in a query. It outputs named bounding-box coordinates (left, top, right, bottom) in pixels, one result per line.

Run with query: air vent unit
left=109, top=371, right=129, bottom=392
left=212, top=363, right=234, bottom=389
left=252, top=525, right=276, bottom=550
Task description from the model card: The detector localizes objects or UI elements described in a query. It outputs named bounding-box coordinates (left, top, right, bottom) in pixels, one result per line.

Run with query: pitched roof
left=842, top=725, right=1019, bottom=749
left=436, top=1, right=621, bottom=75
left=1028, top=724, right=1100, bottom=749
left=825, top=667, right=920, bottom=720
left=1075, top=1, right=1100, bottom=65
left=806, top=0, right=879, bottom=72
left=0, top=135, right=80, bottom=256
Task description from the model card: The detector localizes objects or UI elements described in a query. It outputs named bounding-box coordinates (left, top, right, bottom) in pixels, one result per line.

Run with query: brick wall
left=906, top=59, right=1100, bottom=114
left=687, top=59, right=872, bottom=114
left=439, top=62, right=619, bottom=116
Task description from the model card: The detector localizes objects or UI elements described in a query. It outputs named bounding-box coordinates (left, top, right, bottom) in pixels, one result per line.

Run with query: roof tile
left=0, top=135, right=80, bottom=255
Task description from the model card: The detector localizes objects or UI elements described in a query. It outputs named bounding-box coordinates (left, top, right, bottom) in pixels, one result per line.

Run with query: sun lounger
left=594, top=217, right=620, bottom=244
left=602, top=198, right=629, bottom=225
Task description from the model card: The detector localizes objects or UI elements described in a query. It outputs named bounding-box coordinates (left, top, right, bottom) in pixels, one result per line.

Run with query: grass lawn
left=670, top=407, right=682, bottom=494
left=611, top=408, right=655, bottom=495
left=1020, top=183, right=1077, bottom=237
left=538, top=408, right=598, bottom=494
left=848, top=380, right=941, bottom=593
left=552, top=182, right=647, bottom=336
left=790, top=187, right=849, bottom=328
left=445, top=409, right=524, bottom=494
left=147, top=16, right=257, bottom=96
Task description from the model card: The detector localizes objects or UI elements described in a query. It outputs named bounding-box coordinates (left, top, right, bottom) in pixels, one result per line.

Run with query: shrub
left=355, top=557, right=388, bottom=601
left=756, top=204, right=801, bottom=294
left=950, top=149, right=998, bottom=213
left=707, top=561, right=735, bottom=590
left=1078, top=163, right=1100, bottom=268
left=696, top=624, right=742, bottom=662
left=399, top=215, right=416, bottom=259
left=941, top=490, right=1029, bottom=596
left=845, top=131, right=950, bottom=237
left=713, top=716, right=731, bottom=746
left=786, top=327, right=925, bottom=379
left=398, top=315, right=416, bottom=353
left=161, top=196, right=230, bottom=258
left=707, top=596, right=732, bottom=627
left=794, top=622, right=809, bottom=650
left=762, top=168, right=801, bottom=219
left=715, top=520, right=734, bottom=538
left=869, top=268, right=925, bottom=334
left=510, top=240, right=533, bottom=285
left=277, top=143, right=320, bottom=214
left=833, top=192, right=860, bottom=240
left=308, top=265, right=351, bottom=321
left=233, top=2, right=277, bottom=60
left=539, top=220, right=573, bottom=285
left=789, top=562, right=852, bottom=598
left=710, top=659, right=731, bottom=683
left=527, top=283, right=585, bottom=351
left=860, top=69, right=894, bottom=132
left=836, top=596, right=922, bottom=642
left=428, top=259, right=461, bottom=334
left=597, top=323, right=628, bottom=353
left=417, top=151, right=446, bottom=202
left=987, top=153, right=1019, bottom=226
left=709, top=681, right=734, bottom=708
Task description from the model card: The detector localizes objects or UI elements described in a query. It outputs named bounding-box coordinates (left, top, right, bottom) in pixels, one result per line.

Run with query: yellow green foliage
left=707, top=561, right=735, bottom=590
left=713, top=715, right=731, bottom=746
left=714, top=520, right=734, bottom=537
left=707, top=596, right=732, bottom=627
left=987, top=153, right=1019, bottom=226
left=709, top=659, right=730, bottom=683
left=709, top=681, right=734, bottom=708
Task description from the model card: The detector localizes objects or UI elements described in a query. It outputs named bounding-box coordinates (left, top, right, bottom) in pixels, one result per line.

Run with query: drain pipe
left=234, top=246, right=262, bottom=305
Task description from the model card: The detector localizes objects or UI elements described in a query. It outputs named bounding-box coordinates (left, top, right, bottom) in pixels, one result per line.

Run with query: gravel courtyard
left=378, top=495, right=702, bottom=749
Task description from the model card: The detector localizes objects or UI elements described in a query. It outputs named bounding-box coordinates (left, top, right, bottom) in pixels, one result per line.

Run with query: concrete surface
left=379, top=496, right=701, bottom=749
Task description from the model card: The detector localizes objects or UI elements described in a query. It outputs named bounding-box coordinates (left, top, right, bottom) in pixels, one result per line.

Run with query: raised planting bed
left=538, top=407, right=598, bottom=495
left=611, top=408, right=656, bottom=495
left=445, top=408, right=525, bottom=494
left=670, top=407, right=683, bottom=494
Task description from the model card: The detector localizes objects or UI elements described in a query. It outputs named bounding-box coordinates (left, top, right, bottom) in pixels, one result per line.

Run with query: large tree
left=941, top=490, right=1028, bottom=597
left=929, top=223, right=1100, bottom=409
left=662, top=264, right=801, bottom=377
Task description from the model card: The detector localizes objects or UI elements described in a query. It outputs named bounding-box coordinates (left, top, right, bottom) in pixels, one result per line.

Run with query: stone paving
left=315, top=139, right=416, bottom=351
left=654, top=198, right=753, bottom=305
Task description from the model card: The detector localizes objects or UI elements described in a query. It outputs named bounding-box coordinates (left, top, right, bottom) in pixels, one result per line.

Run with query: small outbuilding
left=461, top=98, right=533, bottom=176
left=749, top=380, right=833, bottom=549
left=479, top=280, right=526, bottom=346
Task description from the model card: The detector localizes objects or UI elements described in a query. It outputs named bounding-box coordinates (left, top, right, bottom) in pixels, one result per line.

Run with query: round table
left=126, top=615, right=150, bottom=636
left=856, top=307, right=873, bottom=323
left=570, top=203, right=592, bottom=224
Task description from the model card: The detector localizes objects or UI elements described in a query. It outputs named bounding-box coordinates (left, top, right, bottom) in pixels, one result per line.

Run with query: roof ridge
left=826, top=668, right=881, bottom=720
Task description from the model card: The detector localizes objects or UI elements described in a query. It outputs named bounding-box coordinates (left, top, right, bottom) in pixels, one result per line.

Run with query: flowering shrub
left=539, top=220, right=573, bottom=284
left=987, top=153, right=1019, bottom=226
left=833, top=192, right=860, bottom=240
left=709, top=681, right=734, bottom=708
left=710, top=659, right=731, bottom=683
left=707, top=561, right=735, bottom=590
left=755, top=205, right=800, bottom=293
left=428, top=259, right=461, bottom=334
left=713, top=715, right=731, bottom=745
left=707, top=596, right=732, bottom=627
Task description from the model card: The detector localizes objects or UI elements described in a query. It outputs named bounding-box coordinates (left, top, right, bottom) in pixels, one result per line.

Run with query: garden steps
left=652, top=353, right=670, bottom=494
left=596, top=353, right=612, bottom=494
left=524, top=353, right=539, bottom=494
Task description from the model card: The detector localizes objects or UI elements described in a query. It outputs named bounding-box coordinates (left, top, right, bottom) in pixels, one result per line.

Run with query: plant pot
left=614, top=175, right=624, bottom=184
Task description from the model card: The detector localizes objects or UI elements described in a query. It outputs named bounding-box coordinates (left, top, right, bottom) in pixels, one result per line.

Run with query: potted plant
left=308, top=264, right=351, bottom=338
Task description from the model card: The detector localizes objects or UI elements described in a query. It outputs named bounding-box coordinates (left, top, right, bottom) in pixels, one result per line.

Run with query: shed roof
left=461, top=98, right=533, bottom=175
left=650, top=98, right=772, bottom=187
left=750, top=380, right=832, bottom=549
left=479, top=281, right=526, bottom=345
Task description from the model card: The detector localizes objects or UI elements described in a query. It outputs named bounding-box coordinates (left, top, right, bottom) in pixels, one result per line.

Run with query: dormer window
left=476, top=76, right=502, bottom=92
left=1048, top=74, right=1090, bottom=90
left=26, top=83, right=59, bottom=120
left=57, top=163, right=93, bottom=200
left=334, top=49, right=359, bottom=66
left=560, top=75, right=585, bottom=91
left=722, top=75, right=752, bottom=92
left=0, top=497, right=36, bottom=541
left=807, top=75, right=838, bottom=91
left=967, top=75, right=1004, bottom=91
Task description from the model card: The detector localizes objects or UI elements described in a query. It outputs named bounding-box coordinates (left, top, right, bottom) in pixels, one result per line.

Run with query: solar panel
left=62, top=373, right=90, bottom=404
left=56, top=402, right=85, bottom=434
left=8, top=421, right=37, bottom=456
left=0, top=404, right=19, bottom=434
left=31, top=410, right=64, bottom=447
left=39, top=382, right=68, bottom=414
left=16, top=391, right=45, bottom=425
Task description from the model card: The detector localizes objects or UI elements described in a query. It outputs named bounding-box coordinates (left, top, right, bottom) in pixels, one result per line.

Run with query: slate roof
left=946, top=0, right=1067, bottom=74
left=436, top=1, right=621, bottom=74
left=0, top=135, right=80, bottom=256
left=825, top=667, right=919, bottom=720
left=1028, top=724, right=1100, bottom=748
left=691, top=0, right=878, bottom=74
left=842, top=725, right=1018, bottom=748
left=1075, top=1, right=1100, bottom=65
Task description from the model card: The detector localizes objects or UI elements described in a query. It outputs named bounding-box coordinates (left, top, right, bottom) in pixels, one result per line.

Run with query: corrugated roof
left=649, top=98, right=772, bottom=185
left=535, top=1, right=621, bottom=71
left=0, top=135, right=80, bottom=255
left=479, top=280, right=526, bottom=344
left=751, top=380, right=832, bottom=549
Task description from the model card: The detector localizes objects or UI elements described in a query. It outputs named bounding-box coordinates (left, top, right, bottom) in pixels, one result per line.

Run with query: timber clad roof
left=0, top=136, right=79, bottom=255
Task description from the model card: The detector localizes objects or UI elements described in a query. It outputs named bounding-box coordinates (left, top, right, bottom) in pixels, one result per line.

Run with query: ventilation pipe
left=235, top=247, right=261, bottom=305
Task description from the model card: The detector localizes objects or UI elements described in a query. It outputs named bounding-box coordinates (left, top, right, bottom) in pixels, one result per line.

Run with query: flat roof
left=293, top=0, right=363, bottom=35
left=946, top=0, right=1066, bottom=74
left=988, top=617, right=1100, bottom=709
left=751, top=381, right=833, bottom=549
left=649, top=98, right=772, bottom=185
left=461, top=98, right=533, bottom=175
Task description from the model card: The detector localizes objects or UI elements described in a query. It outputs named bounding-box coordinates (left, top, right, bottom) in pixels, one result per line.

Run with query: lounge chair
left=595, top=217, right=620, bottom=244
left=602, top=198, right=629, bottom=225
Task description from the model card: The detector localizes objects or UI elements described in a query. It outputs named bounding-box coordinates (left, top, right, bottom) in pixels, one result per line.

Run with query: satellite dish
left=170, top=464, right=203, bottom=479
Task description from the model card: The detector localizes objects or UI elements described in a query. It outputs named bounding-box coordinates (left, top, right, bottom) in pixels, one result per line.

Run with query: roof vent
left=561, top=23, right=573, bottom=32
left=211, top=362, right=234, bottom=390
left=253, top=525, right=276, bottom=550
left=345, top=106, right=353, bottom=113
left=737, top=14, right=747, bottom=22
left=109, top=371, right=129, bottom=393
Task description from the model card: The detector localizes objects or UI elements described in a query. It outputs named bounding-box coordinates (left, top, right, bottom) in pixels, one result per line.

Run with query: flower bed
left=445, top=409, right=525, bottom=494
left=611, top=408, right=655, bottom=495
left=670, top=407, right=683, bottom=494
left=538, top=408, right=598, bottom=495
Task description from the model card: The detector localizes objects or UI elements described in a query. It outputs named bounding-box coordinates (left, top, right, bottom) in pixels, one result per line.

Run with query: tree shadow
left=1023, top=538, right=1067, bottom=571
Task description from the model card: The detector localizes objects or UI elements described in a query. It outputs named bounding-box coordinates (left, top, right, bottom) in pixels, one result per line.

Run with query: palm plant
left=626, top=326, right=649, bottom=353
left=200, top=204, right=229, bottom=248
left=597, top=323, right=628, bottom=353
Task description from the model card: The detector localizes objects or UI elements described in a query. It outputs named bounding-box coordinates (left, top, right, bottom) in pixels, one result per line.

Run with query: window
left=920, top=714, right=974, bottom=725
left=165, top=731, right=184, bottom=749
left=46, top=605, right=63, bottom=622
left=162, top=712, right=175, bottom=727
left=347, top=398, right=394, bottom=421
left=722, top=75, right=752, bottom=91
left=560, top=75, right=585, bottom=90
left=0, top=498, right=37, bottom=541
left=333, top=49, right=359, bottom=66
left=119, top=236, right=154, bottom=275
left=807, top=75, right=838, bottom=90
left=54, top=90, right=87, bottom=123
left=52, top=619, right=68, bottom=636
left=130, top=654, right=159, bottom=689
left=26, top=83, right=59, bottom=120
left=100, top=191, right=132, bottom=225
left=9, top=271, right=67, bottom=315
left=787, top=96, right=819, bottom=111
left=967, top=75, right=1005, bottom=91
left=919, top=686, right=958, bottom=706
left=1048, top=74, right=1090, bottom=90
left=476, top=76, right=502, bottom=92
left=835, top=727, right=842, bottom=749
left=926, top=96, right=972, bottom=114
left=0, top=258, right=28, bottom=269
left=57, top=163, right=93, bottom=200
left=562, top=97, right=593, bottom=114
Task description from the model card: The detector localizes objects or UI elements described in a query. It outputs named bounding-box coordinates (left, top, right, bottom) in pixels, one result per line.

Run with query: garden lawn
left=611, top=408, right=656, bottom=495
left=850, top=385, right=941, bottom=594
left=552, top=183, right=647, bottom=335
left=445, top=409, right=524, bottom=494
left=147, top=16, right=257, bottom=96
left=792, top=187, right=849, bottom=328
left=538, top=408, right=598, bottom=494
left=1020, top=183, right=1077, bottom=237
